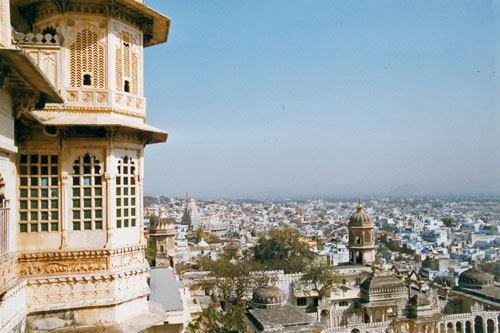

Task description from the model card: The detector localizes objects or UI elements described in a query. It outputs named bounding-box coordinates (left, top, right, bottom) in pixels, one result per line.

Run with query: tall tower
left=181, top=196, right=202, bottom=230
left=348, top=202, right=376, bottom=265
left=5, top=0, right=171, bottom=330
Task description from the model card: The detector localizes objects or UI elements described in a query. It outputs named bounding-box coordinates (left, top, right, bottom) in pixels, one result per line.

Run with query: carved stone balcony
left=13, top=32, right=61, bottom=91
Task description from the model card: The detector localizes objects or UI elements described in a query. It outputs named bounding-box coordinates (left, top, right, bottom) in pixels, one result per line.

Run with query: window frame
left=71, top=153, right=104, bottom=231
left=115, top=156, right=138, bottom=229
left=19, top=153, right=59, bottom=233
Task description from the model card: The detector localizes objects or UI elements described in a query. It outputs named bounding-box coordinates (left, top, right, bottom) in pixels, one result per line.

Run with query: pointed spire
left=357, top=199, right=364, bottom=211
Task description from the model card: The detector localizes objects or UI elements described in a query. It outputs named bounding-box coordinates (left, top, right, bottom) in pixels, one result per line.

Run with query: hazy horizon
left=143, top=0, right=500, bottom=198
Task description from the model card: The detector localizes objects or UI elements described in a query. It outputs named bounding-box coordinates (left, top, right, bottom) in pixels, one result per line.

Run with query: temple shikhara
left=0, top=0, right=170, bottom=331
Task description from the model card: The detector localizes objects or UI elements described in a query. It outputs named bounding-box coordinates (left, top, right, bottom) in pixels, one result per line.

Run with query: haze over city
left=143, top=0, right=500, bottom=198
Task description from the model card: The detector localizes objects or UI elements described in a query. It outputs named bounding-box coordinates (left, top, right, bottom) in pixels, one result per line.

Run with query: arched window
left=83, top=74, right=92, bottom=86
left=72, top=154, right=103, bottom=230
left=116, top=31, right=138, bottom=94
left=116, top=156, right=137, bottom=228
left=70, top=28, right=105, bottom=89
left=19, top=154, right=59, bottom=233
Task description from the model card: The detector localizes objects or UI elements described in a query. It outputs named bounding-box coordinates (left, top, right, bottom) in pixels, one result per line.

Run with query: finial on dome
left=473, top=261, right=478, bottom=270
left=357, top=199, right=363, bottom=211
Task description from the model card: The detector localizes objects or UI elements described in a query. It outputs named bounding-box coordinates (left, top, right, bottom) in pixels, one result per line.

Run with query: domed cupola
left=348, top=201, right=376, bottom=265
left=459, top=263, right=494, bottom=289
left=349, top=202, right=374, bottom=227
left=252, top=284, right=286, bottom=309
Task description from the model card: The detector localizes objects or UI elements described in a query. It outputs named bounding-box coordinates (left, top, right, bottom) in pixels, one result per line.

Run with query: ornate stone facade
left=0, top=0, right=171, bottom=331
left=318, top=266, right=500, bottom=333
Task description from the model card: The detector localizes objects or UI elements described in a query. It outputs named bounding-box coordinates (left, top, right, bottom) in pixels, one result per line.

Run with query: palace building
left=316, top=206, right=500, bottom=333
left=0, top=0, right=170, bottom=331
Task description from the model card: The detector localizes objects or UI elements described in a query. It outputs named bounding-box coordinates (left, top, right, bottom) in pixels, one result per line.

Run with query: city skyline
left=143, top=0, right=500, bottom=198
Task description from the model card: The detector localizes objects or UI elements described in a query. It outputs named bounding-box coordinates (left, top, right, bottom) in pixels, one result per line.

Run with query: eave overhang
left=29, top=111, right=168, bottom=144
left=0, top=48, right=63, bottom=104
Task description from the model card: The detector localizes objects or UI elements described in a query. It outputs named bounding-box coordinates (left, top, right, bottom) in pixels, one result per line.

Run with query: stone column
left=104, top=172, right=115, bottom=248
left=138, top=173, right=145, bottom=245
left=137, top=148, right=145, bottom=245
left=59, top=172, right=69, bottom=249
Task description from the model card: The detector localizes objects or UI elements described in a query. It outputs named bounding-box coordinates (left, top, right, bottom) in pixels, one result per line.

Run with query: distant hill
left=144, top=196, right=158, bottom=207
left=144, top=195, right=171, bottom=207
left=390, top=184, right=421, bottom=196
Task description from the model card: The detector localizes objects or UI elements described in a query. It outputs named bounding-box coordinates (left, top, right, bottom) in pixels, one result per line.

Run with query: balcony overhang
left=0, top=48, right=63, bottom=104
left=29, top=111, right=168, bottom=144
left=10, top=0, right=171, bottom=47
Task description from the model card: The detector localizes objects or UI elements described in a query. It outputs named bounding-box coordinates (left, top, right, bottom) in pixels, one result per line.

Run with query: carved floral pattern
left=82, top=91, right=92, bottom=102
left=18, top=245, right=146, bottom=277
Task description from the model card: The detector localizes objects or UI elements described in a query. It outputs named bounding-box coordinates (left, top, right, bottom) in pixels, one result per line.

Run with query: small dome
left=252, top=284, right=286, bottom=309
left=150, top=217, right=175, bottom=235
left=459, top=263, right=494, bottom=289
left=349, top=203, right=374, bottom=227
left=360, top=270, right=405, bottom=293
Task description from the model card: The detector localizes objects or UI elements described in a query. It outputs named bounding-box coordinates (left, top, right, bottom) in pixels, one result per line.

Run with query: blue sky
left=143, top=0, right=500, bottom=198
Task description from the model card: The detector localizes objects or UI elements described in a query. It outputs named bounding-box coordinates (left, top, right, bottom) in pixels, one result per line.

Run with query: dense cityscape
left=143, top=195, right=500, bottom=331
left=146, top=195, right=500, bottom=270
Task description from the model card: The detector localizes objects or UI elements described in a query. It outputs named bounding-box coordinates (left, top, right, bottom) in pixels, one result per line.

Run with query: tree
left=295, top=262, right=344, bottom=301
left=312, top=236, right=325, bottom=250
left=196, top=228, right=205, bottom=243
left=145, top=215, right=160, bottom=266
left=382, top=225, right=392, bottom=232
left=195, top=246, right=269, bottom=307
left=441, top=218, right=455, bottom=228
left=252, top=227, right=314, bottom=273
left=145, top=236, right=156, bottom=266
left=187, top=306, right=246, bottom=333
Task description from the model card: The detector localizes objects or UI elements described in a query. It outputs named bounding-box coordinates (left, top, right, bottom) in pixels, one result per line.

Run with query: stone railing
left=13, top=32, right=62, bottom=45
left=442, top=311, right=500, bottom=320
left=325, top=320, right=392, bottom=332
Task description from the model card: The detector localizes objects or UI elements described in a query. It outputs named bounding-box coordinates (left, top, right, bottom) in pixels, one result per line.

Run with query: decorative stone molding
left=19, top=258, right=107, bottom=276
left=18, top=245, right=146, bottom=277
left=0, top=253, right=17, bottom=293
left=42, top=105, right=146, bottom=120
left=26, top=267, right=150, bottom=312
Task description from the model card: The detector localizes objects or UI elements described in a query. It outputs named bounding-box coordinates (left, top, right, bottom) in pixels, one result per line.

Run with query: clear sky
left=143, top=0, right=500, bottom=198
